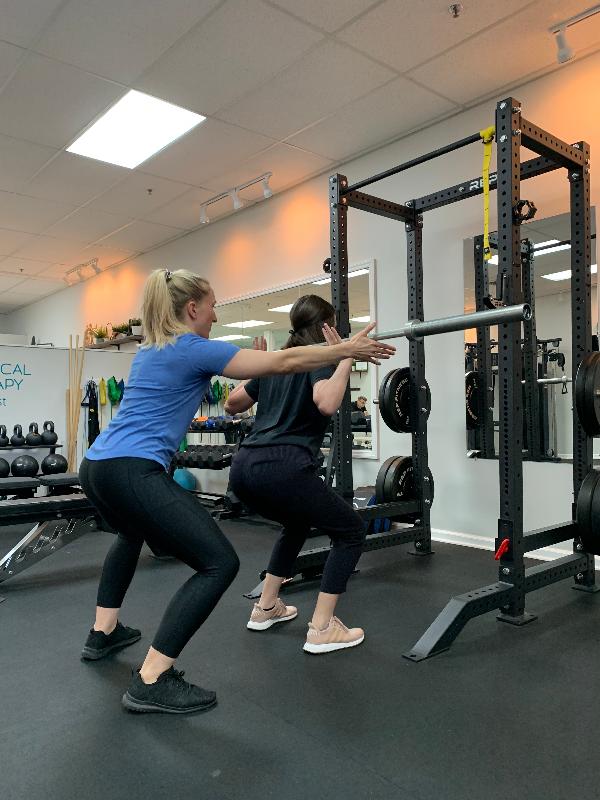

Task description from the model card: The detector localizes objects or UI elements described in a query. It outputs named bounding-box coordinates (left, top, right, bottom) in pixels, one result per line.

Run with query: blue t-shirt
left=86, top=333, right=239, bottom=468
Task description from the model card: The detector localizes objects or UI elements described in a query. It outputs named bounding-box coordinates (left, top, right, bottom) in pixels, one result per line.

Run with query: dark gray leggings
left=230, top=445, right=366, bottom=594
left=79, top=456, right=239, bottom=658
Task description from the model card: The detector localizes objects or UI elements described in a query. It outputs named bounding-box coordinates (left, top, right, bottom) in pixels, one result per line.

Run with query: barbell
left=368, top=303, right=530, bottom=342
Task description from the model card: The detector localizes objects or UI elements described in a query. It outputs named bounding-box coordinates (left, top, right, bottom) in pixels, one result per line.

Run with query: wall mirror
left=463, top=210, right=598, bottom=461
left=213, top=259, right=378, bottom=459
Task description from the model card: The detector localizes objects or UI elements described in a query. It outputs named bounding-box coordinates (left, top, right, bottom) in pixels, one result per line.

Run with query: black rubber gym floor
left=0, top=519, right=598, bottom=800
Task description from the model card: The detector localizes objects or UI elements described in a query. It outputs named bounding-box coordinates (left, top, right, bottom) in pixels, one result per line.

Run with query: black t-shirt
left=242, top=365, right=335, bottom=457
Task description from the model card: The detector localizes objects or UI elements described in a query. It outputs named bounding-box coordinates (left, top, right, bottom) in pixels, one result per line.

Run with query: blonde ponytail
left=141, top=269, right=211, bottom=348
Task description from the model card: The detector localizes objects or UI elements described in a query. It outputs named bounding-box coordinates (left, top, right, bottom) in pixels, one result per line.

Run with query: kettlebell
left=0, top=425, right=8, bottom=447
left=41, top=420, right=58, bottom=446
left=26, top=422, right=43, bottom=446
left=10, top=424, right=25, bottom=447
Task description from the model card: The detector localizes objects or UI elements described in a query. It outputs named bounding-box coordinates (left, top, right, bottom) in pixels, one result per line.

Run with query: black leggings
left=79, top=457, right=239, bottom=658
left=229, top=445, right=365, bottom=594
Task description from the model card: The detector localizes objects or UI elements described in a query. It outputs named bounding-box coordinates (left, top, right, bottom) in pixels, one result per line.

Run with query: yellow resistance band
left=480, top=125, right=495, bottom=262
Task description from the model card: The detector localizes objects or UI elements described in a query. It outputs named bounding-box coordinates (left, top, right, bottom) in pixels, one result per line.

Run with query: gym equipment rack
left=319, top=97, right=596, bottom=658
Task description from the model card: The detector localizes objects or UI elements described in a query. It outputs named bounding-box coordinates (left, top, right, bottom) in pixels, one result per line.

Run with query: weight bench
left=0, top=472, right=99, bottom=600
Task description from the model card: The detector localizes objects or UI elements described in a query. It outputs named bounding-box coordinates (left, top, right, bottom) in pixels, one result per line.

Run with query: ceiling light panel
left=67, top=90, right=205, bottom=169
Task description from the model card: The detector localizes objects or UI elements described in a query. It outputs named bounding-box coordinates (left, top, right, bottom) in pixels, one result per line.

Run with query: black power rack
left=284, top=96, right=596, bottom=659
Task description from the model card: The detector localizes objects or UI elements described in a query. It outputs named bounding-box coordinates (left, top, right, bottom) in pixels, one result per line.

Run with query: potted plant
left=92, top=325, right=109, bottom=344
left=129, top=318, right=143, bottom=337
left=112, top=323, right=130, bottom=339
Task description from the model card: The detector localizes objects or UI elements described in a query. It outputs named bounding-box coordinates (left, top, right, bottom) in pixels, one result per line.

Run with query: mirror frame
left=216, top=258, right=379, bottom=460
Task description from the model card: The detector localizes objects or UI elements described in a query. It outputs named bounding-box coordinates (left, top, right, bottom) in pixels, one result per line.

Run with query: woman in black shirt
left=227, top=295, right=371, bottom=654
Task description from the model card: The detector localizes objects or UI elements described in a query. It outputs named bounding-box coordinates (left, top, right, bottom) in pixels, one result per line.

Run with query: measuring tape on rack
left=479, top=125, right=495, bottom=263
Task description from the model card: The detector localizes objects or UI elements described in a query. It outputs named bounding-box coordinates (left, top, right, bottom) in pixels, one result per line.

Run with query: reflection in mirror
left=464, top=210, right=598, bottom=461
left=212, top=261, right=377, bottom=458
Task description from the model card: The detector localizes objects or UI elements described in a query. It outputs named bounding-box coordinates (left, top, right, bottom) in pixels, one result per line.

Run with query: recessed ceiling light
left=212, top=334, right=252, bottom=341
left=67, top=90, right=205, bottom=169
left=313, top=268, right=370, bottom=286
left=222, top=320, right=274, bottom=329
left=350, top=315, right=371, bottom=323
left=534, top=239, right=560, bottom=249
left=542, top=264, right=597, bottom=281
left=269, top=304, right=294, bottom=313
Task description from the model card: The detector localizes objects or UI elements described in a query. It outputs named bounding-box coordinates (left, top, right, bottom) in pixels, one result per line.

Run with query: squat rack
left=329, top=96, right=596, bottom=660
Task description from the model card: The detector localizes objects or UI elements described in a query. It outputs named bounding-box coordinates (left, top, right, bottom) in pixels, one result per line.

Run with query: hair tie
left=289, top=329, right=296, bottom=336
left=165, top=270, right=173, bottom=282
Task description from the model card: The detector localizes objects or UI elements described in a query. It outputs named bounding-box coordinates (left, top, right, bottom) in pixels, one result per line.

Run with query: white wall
left=7, top=50, right=600, bottom=544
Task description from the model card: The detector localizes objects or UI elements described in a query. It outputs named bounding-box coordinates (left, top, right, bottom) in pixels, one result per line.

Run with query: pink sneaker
left=303, top=616, right=364, bottom=654
left=247, top=597, right=298, bottom=630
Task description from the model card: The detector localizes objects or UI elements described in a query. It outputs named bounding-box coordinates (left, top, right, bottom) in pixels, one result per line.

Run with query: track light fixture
left=262, top=174, right=273, bottom=199
left=550, top=4, right=600, bottom=64
left=63, top=258, right=100, bottom=285
left=231, top=189, right=244, bottom=210
left=199, top=172, right=273, bottom=225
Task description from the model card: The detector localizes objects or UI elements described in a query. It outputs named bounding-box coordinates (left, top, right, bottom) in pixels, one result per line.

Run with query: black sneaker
left=81, top=621, right=141, bottom=661
left=122, top=667, right=217, bottom=715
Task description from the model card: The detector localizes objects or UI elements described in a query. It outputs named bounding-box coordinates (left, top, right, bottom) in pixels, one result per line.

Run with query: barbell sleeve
left=370, top=303, right=531, bottom=342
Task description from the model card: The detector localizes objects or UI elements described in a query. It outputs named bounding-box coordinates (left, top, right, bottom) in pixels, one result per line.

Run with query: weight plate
left=379, top=368, right=430, bottom=433
left=588, top=473, right=600, bottom=555
left=575, top=353, right=600, bottom=436
left=378, top=369, right=404, bottom=432
left=585, top=352, right=600, bottom=436
left=375, top=456, right=397, bottom=504
left=465, top=371, right=481, bottom=430
left=576, top=469, right=600, bottom=551
left=384, top=456, right=408, bottom=503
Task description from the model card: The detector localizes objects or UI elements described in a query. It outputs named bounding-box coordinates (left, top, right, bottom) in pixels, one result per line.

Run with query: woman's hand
left=322, top=324, right=344, bottom=346
left=323, top=322, right=395, bottom=365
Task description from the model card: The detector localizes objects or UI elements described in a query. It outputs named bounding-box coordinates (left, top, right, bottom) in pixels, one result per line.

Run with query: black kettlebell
left=26, top=422, right=43, bottom=446
left=10, top=424, right=25, bottom=447
left=0, top=457, right=9, bottom=478
left=41, top=453, right=68, bottom=475
left=41, top=420, right=58, bottom=446
left=0, top=425, right=8, bottom=447
left=11, top=454, right=39, bottom=477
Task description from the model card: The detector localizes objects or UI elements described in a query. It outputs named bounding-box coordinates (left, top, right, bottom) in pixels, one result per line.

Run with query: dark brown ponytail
left=283, top=295, right=335, bottom=349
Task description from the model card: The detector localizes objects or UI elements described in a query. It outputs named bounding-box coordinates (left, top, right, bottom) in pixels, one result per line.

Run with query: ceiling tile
left=0, top=192, right=75, bottom=233
left=408, top=0, right=600, bottom=105
left=141, top=119, right=275, bottom=186
left=143, top=187, right=215, bottom=229
left=337, top=0, right=531, bottom=73
left=34, top=0, right=221, bottom=83
left=135, top=0, right=324, bottom=115
left=23, top=152, right=128, bottom=206
left=12, top=235, right=92, bottom=264
left=93, top=220, right=184, bottom=250
left=269, top=0, right=381, bottom=33
left=288, top=77, right=457, bottom=159
left=0, top=273, right=27, bottom=292
left=0, top=41, right=26, bottom=86
left=44, top=207, right=133, bottom=243
left=216, top=40, right=395, bottom=139
left=0, top=255, right=55, bottom=277
left=12, top=276, right=66, bottom=295
left=88, top=172, right=192, bottom=217
left=204, top=143, right=333, bottom=194
left=0, top=0, right=66, bottom=48
left=0, top=135, right=58, bottom=193
left=0, top=52, right=124, bottom=148
left=0, top=229, right=34, bottom=256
